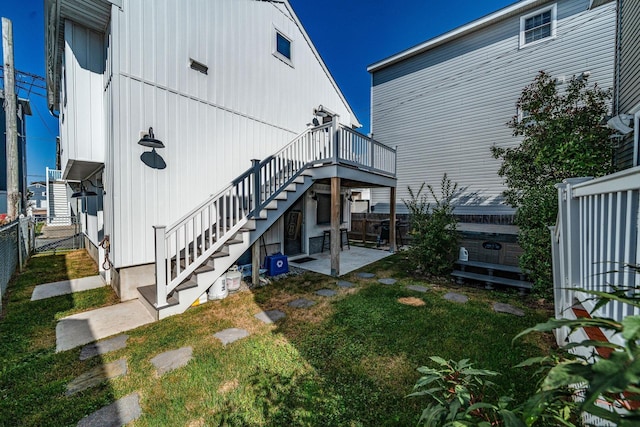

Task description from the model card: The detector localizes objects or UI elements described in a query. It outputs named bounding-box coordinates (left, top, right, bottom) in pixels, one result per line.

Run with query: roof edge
left=368, top=0, right=613, bottom=73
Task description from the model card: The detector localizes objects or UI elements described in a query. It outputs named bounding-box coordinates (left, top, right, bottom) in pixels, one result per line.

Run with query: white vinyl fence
left=551, top=166, right=640, bottom=346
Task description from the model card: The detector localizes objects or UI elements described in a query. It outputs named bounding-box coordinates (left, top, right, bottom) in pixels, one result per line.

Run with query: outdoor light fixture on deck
left=71, top=184, right=98, bottom=198
left=138, top=127, right=165, bottom=149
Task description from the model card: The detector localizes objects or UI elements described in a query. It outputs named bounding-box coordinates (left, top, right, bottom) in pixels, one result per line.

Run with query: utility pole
left=3, top=17, right=20, bottom=220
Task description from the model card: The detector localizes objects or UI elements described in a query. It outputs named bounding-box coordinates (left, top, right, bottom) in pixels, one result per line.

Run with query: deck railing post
left=331, top=116, right=340, bottom=164
left=251, top=159, right=261, bottom=218
left=154, top=225, right=168, bottom=307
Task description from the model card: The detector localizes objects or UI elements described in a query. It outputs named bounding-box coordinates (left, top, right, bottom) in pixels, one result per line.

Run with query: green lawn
left=0, top=250, right=554, bottom=426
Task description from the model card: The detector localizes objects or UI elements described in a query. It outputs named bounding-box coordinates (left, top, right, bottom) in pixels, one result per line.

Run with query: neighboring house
left=45, top=0, right=396, bottom=319
left=27, top=182, right=47, bottom=216
left=0, top=92, right=31, bottom=215
left=367, top=0, right=616, bottom=218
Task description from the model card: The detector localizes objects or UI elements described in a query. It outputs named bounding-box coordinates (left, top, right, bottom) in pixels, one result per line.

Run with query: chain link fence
left=0, top=217, right=35, bottom=314
left=33, top=217, right=82, bottom=254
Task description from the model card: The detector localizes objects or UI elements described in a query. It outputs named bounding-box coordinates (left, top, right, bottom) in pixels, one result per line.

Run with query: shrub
left=403, top=174, right=458, bottom=276
left=491, top=71, right=614, bottom=297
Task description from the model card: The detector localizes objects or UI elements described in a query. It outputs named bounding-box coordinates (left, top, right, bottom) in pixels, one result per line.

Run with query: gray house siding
left=617, top=0, right=640, bottom=113
left=370, top=0, right=616, bottom=215
left=613, top=0, right=640, bottom=169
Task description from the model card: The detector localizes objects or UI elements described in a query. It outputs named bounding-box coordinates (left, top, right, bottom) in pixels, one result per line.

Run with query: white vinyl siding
left=101, top=0, right=356, bottom=267
left=370, top=0, right=615, bottom=214
left=60, top=21, right=105, bottom=170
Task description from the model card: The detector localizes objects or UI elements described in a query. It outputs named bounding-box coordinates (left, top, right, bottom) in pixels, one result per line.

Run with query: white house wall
left=105, top=0, right=358, bottom=267
left=60, top=21, right=105, bottom=175
left=370, top=0, right=615, bottom=214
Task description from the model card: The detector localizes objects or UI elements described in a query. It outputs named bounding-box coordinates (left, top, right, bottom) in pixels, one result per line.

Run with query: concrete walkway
left=31, top=275, right=106, bottom=301
left=56, top=300, right=155, bottom=352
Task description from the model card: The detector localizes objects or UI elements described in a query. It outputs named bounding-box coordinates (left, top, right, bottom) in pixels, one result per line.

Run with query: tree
left=491, top=71, right=615, bottom=296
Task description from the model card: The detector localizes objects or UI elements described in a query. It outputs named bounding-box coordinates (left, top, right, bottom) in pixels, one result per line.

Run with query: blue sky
left=0, top=0, right=514, bottom=184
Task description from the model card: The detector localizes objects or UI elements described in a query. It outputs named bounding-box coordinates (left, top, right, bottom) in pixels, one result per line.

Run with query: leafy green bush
left=412, top=267, right=640, bottom=426
left=491, top=71, right=614, bottom=297
left=408, top=357, right=519, bottom=426
left=515, top=268, right=640, bottom=427
left=403, top=174, right=459, bottom=276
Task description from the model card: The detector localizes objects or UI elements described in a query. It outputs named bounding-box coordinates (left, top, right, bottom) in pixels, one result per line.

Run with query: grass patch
left=0, top=251, right=554, bottom=426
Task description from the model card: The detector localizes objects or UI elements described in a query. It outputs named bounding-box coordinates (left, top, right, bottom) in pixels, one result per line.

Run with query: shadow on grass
left=0, top=251, right=119, bottom=426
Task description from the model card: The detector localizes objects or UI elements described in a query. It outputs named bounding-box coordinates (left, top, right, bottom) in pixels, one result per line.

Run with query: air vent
left=189, top=58, right=208, bottom=75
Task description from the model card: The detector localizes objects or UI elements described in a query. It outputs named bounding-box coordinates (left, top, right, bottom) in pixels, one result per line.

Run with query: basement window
left=520, top=4, right=557, bottom=48
left=273, top=28, right=293, bottom=66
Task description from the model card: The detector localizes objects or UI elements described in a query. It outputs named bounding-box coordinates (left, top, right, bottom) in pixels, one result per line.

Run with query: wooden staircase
left=137, top=172, right=313, bottom=320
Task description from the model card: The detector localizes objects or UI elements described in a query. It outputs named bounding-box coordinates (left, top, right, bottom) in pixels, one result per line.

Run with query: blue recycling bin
left=265, top=253, right=289, bottom=276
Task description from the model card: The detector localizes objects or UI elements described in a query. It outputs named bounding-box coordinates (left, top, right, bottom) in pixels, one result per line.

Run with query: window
left=316, top=193, right=344, bottom=225
left=273, top=28, right=293, bottom=66
left=520, top=4, right=557, bottom=48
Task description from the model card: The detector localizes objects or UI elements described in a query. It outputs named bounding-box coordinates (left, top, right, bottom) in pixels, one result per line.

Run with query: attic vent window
left=273, top=28, right=293, bottom=66
left=520, top=4, right=557, bottom=48
left=189, top=58, right=208, bottom=75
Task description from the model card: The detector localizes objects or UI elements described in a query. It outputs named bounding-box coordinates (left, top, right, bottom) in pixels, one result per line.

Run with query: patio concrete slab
left=150, top=347, right=193, bottom=376
left=493, top=302, right=525, bottom=317
left=214, top=328, right=250, bottom=346
left=31, top=275, right=106, bottom=301
left=288, top=298, right=316, bottom=308
left=80, top=335, right=129, bottom=361
left=294, top=246, right=392, bottom=276
left=378, top=278, right=397, bottom=285
left=76, top=392, right=141, bottom=427
left=444, top=292, right=469, bottom=304
left=56, top=300, right=155, bottom=353
left=66, top=358, right=128, bottom=396
left=316, top=289, right=337, bottom=297
left=254, top=310, right=286, bottom=324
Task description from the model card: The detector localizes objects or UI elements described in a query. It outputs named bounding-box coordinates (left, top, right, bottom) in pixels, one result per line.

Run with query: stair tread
left=175, top=278, right=198, bottom=292
left=137, top=285, right=179, bottom=308
left=194, top=264, right=215, bottom=274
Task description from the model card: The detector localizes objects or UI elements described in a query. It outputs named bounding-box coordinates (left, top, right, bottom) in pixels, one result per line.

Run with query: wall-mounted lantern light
left=138, top=127, right=165, bottom=149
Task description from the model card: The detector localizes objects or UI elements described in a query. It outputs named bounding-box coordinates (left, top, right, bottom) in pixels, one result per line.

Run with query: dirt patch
left=397, top=297, right=425, bottom=307
left=218, top=378, right=239, bottom=394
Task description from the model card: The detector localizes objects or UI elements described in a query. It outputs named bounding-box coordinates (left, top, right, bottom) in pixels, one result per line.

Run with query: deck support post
left=331, top=176, right=341, bottom=277
left=389, top=186, right=396, bottom=253
left=252, top=239, right=260, bottom=287
left=154, top=225, right=168, bottom=307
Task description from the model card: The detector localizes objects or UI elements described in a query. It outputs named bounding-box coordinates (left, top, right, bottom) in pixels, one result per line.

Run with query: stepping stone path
left=337, top=280, right=355, bottom=288
left=66, top=358, right=128, bottom=396
left=406, top=285, right=429, bottom=293
left=214, top=328, right=250, bottom=346
left=378, top=278, right=397, bottom=285
left=255, top=310, right=286, bottom=324
left=356, top=272, right=376, bottom=279
left=80, top=335, right=129, bottom=361
left=316, top=289, right=337, bottom=297
left=150, top=346, right=193, bottom=376
left=77, top=392, right=141, bottom=427
left=288, top=298, right=316, bottom=308
left=444, top=292, right=469, bottom=304
left=493, top=302, right=525, bottom=317
left=398, top=297, right=426, bottom=307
